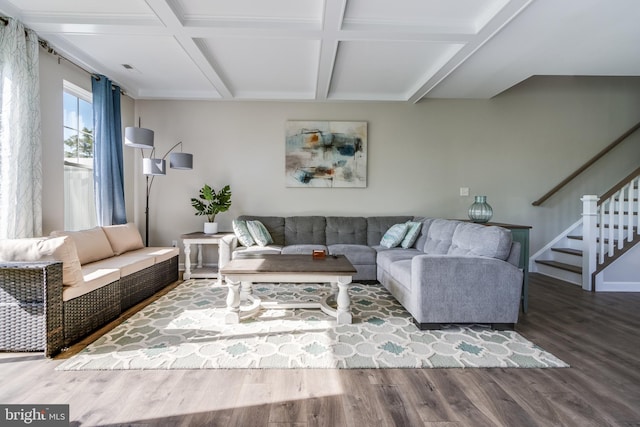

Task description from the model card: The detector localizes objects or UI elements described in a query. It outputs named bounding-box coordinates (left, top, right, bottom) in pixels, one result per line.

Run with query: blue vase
left=468, top=196, right=493, bottom=223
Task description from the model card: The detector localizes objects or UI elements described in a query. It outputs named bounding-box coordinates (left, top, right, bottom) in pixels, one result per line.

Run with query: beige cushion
left=64, top=266, right=120, bottom=302
left=51, top=227, right=114, bottom=265
left=126, top=247, right=179, bottom=263
left=101, top=223, right=145, bottom=255
left=0, top=236, right=84, bottom=287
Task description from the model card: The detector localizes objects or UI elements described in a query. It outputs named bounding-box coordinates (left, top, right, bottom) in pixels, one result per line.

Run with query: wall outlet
left=460, top=187, right=470, bottom=197
left=171, top=240, right=177, bottom=247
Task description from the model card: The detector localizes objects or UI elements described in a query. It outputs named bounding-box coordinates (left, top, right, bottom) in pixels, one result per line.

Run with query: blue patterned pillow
left=246, top=220, right=274, bottom=247
left=401, top=221, right=423, bottom=248
left=380, top=223, right=409, bottom=248
left=232, top=220, right=255, bottom=247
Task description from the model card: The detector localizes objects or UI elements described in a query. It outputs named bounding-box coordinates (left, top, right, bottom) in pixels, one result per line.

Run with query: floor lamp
left=124, top=126, right=193, bottom=246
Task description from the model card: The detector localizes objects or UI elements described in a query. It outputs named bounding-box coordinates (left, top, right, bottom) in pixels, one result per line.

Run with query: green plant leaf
left=191, top=184, right=232, bottom=222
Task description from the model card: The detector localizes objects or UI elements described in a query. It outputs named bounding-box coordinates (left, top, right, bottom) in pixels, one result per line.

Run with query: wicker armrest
left=0, top=262, right=64, bottom=357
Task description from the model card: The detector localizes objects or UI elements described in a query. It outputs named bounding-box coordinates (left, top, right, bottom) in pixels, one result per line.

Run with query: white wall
left=39, top=51, right=135, bottom=234
left=130, top=76, right=640, bottom=257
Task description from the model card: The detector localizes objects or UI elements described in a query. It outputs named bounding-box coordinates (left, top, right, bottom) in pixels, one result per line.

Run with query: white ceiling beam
left=144, top=0, right=233, bottom=99
left=315, top=0, right=347, bottom=100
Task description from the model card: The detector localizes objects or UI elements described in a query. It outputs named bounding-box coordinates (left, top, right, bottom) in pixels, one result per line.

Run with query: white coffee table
left=220, top=254, right=357, bottom=325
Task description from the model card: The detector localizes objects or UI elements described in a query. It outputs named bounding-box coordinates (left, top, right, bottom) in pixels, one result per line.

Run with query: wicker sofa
left=0, top=223, right=178, bottom=357
left=220, top=215, right=523, bottom=329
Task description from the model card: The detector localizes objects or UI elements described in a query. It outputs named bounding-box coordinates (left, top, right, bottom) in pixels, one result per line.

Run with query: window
left=63, top=81, right=96, bottom=230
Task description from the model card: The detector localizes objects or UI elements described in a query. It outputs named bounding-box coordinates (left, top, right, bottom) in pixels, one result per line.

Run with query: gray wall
left=38, top=49, right=640, bottom=256
left=132, top=76, right=640, bottom=254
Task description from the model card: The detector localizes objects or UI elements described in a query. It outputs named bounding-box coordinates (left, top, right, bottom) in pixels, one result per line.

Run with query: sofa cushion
left=0, top=236, right=84, bottom=287
left=376, top=248, right=421, bottom=272
left=64, top=265, right=120, bottom=302
left=246, top=220, right=274, bottom=246
left=422, top=219, right=460, bottom=254
left=101, top=223, right=144, bottom=255
left=232, top=220, right=255, bottom=247
left=51, top=227, right=115, bottom=265
left=389, top=259, right=412, bottom=288
left=126, top=247, right=179, bottom=263
left=233, top=245, right=282, bottom=259
left=281, top=244, right=328, bottom=255
left=326, top=217, right=367, bottom=245
left=328, top=244, right=376, bottom=265
left=366, top=216, right=413, bottom=246
left=238, top=216, right=285, bottom=246
left=380, top=223, right=409, bottom=248
left=285, top=216, right=326, bottom=245
left=412, top=217, right=435, bottom=251
left=401, top=221, right=423, bottom=249
left=448, top=223, right=513, bottom=260
left=85, top=255, right=154, bottom=278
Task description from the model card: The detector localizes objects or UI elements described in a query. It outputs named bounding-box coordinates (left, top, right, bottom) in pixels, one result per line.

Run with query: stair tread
left=551, top=247, right=583, bottom=256
left=535, top=259, right=582, bottom=274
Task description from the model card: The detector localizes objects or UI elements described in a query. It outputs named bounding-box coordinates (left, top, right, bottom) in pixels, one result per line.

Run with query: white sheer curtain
left=0, top=18, right=42, bottom=238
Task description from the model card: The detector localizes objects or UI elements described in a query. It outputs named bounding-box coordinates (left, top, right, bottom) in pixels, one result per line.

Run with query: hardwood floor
left=1, top=273, right=639, bottom=426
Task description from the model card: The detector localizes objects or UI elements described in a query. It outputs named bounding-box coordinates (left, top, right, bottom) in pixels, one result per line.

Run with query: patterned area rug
left=56, top=280, right=568, bottom=370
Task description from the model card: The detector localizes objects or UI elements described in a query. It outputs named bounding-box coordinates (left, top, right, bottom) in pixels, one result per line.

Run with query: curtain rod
left=2, top=14, right=125, bottom=95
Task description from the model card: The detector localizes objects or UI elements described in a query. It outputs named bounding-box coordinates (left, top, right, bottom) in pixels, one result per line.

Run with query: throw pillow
left=233, top=220, right=255, bottom=247
left=246, top=220, right=274, bottom=247
left=0, top=236, right=84, bottom=287
left=401, top=221, right=423, bottom=248
left=101, top=223, right=144, bottom=255
left=380, top=223, right=409, bottom=248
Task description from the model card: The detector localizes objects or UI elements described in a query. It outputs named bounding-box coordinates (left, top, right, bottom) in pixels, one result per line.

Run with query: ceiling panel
left=171, top=0, right=324, bottom=25
left=330, top=40, right=464, bottom=100
left=59, top=34, right=219, bottom=98
left=343, top=0, right=509, bottom=33
left=199, top=37, right=320, bottom=99
left=9, top=0, right=154, bottom=15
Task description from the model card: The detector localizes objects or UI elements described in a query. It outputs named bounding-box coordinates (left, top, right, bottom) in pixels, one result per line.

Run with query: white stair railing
left=582, top=173, right=640, bottom=291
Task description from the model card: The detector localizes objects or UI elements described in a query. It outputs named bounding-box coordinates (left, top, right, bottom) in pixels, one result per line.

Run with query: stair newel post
left=581, top=195, right=599, bottom=291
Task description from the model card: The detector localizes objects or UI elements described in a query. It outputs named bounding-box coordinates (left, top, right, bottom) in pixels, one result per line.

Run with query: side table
left=181, top=232, right=232, bottom=283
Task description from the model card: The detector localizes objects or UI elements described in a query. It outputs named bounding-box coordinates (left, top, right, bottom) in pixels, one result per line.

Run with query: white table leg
left=240, top=281, right=253, bottom=300
left=197, top=243, right=203, bottom=269
left=183, top=242, right=192, bottom=280
left=225, top=279, right=241, bottom=324
left=336, top=277, right=352, bottom=324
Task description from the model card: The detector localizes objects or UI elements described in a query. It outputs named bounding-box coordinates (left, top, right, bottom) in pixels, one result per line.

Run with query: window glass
left=63, top=81, right=96, bottom=231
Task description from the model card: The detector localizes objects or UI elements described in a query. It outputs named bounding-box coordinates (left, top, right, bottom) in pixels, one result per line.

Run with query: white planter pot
left=204, top=222, right=218, bottom=234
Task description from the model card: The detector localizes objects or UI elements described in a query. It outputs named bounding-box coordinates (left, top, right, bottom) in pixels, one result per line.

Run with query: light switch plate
left=460, top=187, right=470, bottom=196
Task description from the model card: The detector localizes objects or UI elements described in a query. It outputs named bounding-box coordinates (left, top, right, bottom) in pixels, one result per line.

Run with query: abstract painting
left=285, top=121, right=367, bottom=187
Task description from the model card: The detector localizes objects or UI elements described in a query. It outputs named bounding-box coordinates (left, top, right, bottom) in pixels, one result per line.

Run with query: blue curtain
left=92, top=75, right=126, bottom=225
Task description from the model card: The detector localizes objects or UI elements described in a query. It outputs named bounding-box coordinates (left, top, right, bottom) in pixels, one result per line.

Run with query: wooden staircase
left=532, top=169, right=640, bottom=290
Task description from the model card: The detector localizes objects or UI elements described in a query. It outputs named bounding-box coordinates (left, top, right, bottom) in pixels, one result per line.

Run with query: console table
left=181, top=232, right=232, bottom=283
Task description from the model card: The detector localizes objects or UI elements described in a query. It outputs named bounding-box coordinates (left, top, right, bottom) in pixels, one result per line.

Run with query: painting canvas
left=285, top=121, right=367, bottom=188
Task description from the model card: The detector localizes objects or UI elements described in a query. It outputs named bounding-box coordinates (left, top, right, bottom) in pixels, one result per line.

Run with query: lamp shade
left=125, top=127, right=154, bottom=149
left=169, top=152, right=193, bottom=170
left=142, top=158, right=166, bottom=175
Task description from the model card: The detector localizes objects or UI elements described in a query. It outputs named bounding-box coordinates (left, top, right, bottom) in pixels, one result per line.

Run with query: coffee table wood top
left=221, top=254, right=357, bottom=275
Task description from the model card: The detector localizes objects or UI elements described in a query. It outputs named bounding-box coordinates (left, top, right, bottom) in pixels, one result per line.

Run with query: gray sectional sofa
left=219, top=215, right=524, bottom=329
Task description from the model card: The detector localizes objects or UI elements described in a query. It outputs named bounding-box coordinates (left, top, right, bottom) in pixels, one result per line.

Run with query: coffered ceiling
left=1, top=0, right=639, bottom=102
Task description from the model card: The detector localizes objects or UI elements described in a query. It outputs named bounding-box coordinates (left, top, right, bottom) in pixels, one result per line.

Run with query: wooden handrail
left=598, top=166, right=640, bottom=205
left=532, top=121, right=640, bottom=206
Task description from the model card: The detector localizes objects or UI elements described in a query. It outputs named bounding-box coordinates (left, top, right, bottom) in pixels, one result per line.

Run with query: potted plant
left=191, top=184, right=232, bottom=234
